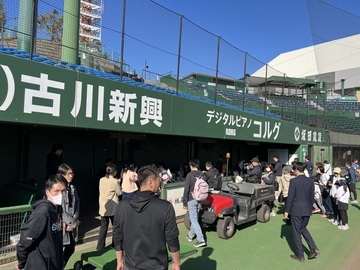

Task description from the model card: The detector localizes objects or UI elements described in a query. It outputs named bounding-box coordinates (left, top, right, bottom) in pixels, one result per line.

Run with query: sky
left=152, top=0, right=360, bottom=63
left=2, top=0, right=360, bottom=77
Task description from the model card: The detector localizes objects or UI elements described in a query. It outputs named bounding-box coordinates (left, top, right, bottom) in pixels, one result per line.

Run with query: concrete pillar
left=61, top=0, right=80, bottom=64
left=17, top=0, right=34, bottom=52
left=341, top=79, right=345, bottom=97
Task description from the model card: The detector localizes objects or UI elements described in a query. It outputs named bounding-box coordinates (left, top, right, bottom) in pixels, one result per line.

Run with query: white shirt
left=304, top=168, right=309, bottom=177
left=335, top=187, right=350, bottom=203
left=314, top=183, right=322, bottom=199
left=324, top=164, right=332, bottom=177
left=320, top=174, right=329, bottom=186
left=330, top=176, right=342, bottom=197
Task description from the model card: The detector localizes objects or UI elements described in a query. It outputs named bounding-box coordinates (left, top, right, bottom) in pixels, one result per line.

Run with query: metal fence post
left=120, top=0, right=127, bottom=82
left=175, top=15, right=183, bottom=96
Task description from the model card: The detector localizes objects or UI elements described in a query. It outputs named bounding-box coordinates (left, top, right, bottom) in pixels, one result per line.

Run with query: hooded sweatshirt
left=16, top=199, right=64, bottom=270
left=183, top=170, right=202, bottom=206
left=113, top=190, right=179, bottom=270
left=279, top=173, right=294, bottom=198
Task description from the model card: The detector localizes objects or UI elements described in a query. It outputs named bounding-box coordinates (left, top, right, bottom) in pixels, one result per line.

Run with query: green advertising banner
left=0, top=54, right=329, bottom=145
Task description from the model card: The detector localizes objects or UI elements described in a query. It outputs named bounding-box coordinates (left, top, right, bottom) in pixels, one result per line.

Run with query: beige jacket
left=98, top=175, right=122, bottom=216
left=279, top=173, right=294, bottom=198
left=121, top=170, right=138, bottom=193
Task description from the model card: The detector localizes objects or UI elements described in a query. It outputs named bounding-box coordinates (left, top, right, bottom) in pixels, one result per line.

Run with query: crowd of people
left=14, top=146, right=359, bottom=269
left=235, top=154, right=357, bottom=262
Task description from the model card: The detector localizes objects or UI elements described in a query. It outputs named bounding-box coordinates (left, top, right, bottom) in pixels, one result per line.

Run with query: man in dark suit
left=284, top=162, right=320, bottom=263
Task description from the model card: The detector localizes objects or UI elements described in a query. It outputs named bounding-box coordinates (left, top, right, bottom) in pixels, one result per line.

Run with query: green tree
left=37, top=9, right=63, bottom=42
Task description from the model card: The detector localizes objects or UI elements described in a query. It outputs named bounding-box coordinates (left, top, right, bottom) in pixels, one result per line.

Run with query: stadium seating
left=312, top=99, right=360, bottom=111
left=11, top=46, right=360, bottom=128
left=269, top=95, right=317, bottom=110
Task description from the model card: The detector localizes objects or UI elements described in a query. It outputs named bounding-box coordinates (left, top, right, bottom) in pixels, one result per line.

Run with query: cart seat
left=221, top=182, right=255, bottom=196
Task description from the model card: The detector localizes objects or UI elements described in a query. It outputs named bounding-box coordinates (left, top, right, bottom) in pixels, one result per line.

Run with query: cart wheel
left=217, top=216, right=236, bottom=239
left=74, top=260, right=83, bottom=270
left=257, top=204, right=270, bottom=223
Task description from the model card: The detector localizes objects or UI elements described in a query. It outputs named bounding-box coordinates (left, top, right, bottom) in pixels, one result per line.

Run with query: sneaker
left=338, top=225, right=345, bottom=230
left=194, top=241, right=206, bottom=248
left=343, top=224, right=349, bottom=230
left=270, top=212, right=276, bottom=217
left=186, top=235, right=193, bottom=242
left=312, top=208, right=320, bottom=214
left=332, top=220, right=339, bottom=226
left=328, top=218, right=335, bottom=223
left=351, top=200, right=358, bottom=204
left=320, top=214, right=327, bottom=217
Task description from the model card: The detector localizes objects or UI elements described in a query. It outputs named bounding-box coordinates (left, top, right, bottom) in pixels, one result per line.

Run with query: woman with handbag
left=278, top=166, right=294, bottom=223
left=97, top=163, right=122, bottom=250
left=58, top=164, right=80, bottom=267
left=261, top=164, right=276, bottom=216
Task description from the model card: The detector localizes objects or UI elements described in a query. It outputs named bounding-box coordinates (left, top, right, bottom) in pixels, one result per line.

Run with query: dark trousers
left=330, top=196, right=339, bottom=221
left=323, top=194, right=333, bottom=213
left=338, top=209, right=348, bottom=225
left=349, top=183, right=357, bottom=200
left=122, top=191, right=135, bottom=200
left=291, top=215, right=317, bottom=258
left=96, top=215, right=114, bottom=250
left=63, top=231, right=75, bottom=267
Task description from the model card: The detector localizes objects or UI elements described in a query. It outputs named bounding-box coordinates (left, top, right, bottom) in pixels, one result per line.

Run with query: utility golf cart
left=184, top=181, right=275, bottom=239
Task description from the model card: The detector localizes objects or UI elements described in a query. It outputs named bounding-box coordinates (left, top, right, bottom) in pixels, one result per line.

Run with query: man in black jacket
left=16, top=174, right=67, bottom=270
left=113, top=165, right=180, bottom=270
left=273, top=155, right=282, bottom=197
left=284, top=162, right=320, bottom=263
left=45, top=144, right=63, bottom=180
left=204, top=161, right=221, bottom=190
left=246, top=157, right=262, bottom=183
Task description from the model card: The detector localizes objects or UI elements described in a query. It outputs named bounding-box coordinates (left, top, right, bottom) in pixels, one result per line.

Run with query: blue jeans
left=187, top=199, right=204, bottom=242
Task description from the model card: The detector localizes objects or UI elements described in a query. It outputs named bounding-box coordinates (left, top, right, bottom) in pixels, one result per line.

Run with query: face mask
left=48, top=192, right=63, bottom=205
left=266, top=168, right=271, bottom=172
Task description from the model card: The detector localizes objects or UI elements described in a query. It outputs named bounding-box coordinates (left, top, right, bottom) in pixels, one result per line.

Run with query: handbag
left=273, top=180, right=279, bottom=191
left=278, top=191, right=284, bottom=203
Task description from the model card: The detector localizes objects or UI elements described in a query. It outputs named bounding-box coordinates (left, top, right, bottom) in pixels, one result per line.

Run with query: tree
left=37, top=9, right=63, bottom=42
left=0, top=0, right=6, bottom=38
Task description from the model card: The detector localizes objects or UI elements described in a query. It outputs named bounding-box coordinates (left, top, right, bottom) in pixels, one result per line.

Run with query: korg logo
left=225, top=128, right=236, bottom=136
left=294, top=127, right=300, bottom=142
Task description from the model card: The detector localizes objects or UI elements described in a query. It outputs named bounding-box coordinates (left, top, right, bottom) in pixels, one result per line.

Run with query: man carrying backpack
left=204, top=161, right=221, bottom=190
left=183, top=159, right=207, bottom=248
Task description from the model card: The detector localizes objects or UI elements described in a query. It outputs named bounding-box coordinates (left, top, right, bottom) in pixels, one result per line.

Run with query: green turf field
left=66, top=184, right=360, bottom=270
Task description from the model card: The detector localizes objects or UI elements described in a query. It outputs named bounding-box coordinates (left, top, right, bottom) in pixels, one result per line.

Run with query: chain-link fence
left=0, top=206, right=31, bottom=258
left=1, top=0, right=360, bottom=134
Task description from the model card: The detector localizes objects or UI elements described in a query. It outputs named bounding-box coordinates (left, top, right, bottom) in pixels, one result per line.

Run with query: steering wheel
left=227, top=182, right=240, bottom=192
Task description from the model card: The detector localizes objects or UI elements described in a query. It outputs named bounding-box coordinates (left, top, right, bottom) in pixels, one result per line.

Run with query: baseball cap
left=333, top=167, right=341, bottom=174
left=250, top=157, right=259, bottom=163
left=339, top=179, right=347, bottom=185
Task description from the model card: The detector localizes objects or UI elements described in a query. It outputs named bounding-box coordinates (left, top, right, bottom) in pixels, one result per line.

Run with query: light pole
left=226, top=153, right=231, bottom=180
